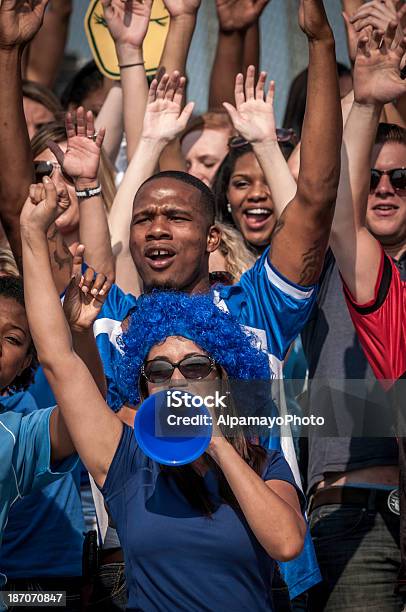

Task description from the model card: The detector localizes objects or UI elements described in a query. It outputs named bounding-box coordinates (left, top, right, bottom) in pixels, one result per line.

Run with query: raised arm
left=331, top=21, right=406, bottom=303
left=49, top=108, right=115, bottom=283
left=0, top=0, right=49, bottom=272
left=102, top=0, right=151, bottom=162
left=223, top=67, right=297, bottom=217
left=25, top=0, right=72, bottom=89
left=209, top=0, right=269, bottom=109
left=21, top=179, right=122, bottom=487
left=268, top=0, right=342, bottom=286
left=109, top=73, right=194, bottom=292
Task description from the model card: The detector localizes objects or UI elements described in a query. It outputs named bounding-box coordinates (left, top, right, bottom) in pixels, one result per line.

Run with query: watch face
left=85, top=0, right=170, bottom=80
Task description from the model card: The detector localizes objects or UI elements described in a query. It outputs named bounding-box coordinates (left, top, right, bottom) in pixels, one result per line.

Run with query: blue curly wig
left=117, top=291, right=270, bottom=405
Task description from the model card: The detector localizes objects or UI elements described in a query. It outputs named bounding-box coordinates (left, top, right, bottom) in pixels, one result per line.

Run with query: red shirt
left=344, top=248, right=406, bottom=385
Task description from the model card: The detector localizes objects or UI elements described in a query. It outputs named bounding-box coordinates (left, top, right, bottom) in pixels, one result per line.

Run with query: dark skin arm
left=269, top=0, right=342, bottom=286
left=25, top=0, right=73, bottom=88
left=0, top=0, right=50, bottom=272
left=209, top=0, right=269, bottom=109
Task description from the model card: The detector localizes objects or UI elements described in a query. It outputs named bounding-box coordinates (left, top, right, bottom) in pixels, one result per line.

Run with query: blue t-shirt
left=0, top=392, right=84, bottom=579
left=102, top=426, right=304, bottom=612
left=0, top=396, right=77, bottom=587
left=93, top=249, right=321, bottom=598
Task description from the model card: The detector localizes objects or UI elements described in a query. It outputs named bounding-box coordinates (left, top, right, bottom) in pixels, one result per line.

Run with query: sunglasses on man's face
left=33, top=160, right=74, bottom=186
left=370, top=168, right=406, bottom=195
left=228, top=128, right=297, bottom=150
left=141, top=354, right=217, bottom=384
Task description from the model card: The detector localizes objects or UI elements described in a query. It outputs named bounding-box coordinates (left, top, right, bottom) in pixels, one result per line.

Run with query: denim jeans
left=86, top=562, right=127, bottom=611
left=3, top=576, right=82, bottom=611
left=308, top=503, right=405, bottom=612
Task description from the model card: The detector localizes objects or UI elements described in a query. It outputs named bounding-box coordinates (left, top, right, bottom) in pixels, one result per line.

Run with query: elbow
left=275, top=538, right=305, bottom=563
left=297, top=173, right=340, bottom=213
left=270, top=519, right=307, bottom=562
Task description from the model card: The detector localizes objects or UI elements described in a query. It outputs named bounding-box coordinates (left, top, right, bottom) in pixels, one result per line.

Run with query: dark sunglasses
left=141, top=354, right=217, bottom=384
left=209, top=271, right=234, bottom=286
left=34, top=160, right=74, bottom=185
left=370, top=168, right=406, bottom=194
left=228, top=129, right=297, bottom=150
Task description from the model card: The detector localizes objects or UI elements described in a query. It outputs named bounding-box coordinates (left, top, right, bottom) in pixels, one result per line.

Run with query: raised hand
left=215, top=0, right=269, bottom=32
left=223, top=66, right=277, bottom=144
left=101, top=0, right=152, bottom=50
left=298, top=0, right=333, bottom=42
left=48, top=108, right=105, bottom=186
left=0, top=0, right=49, bottom=49
left=20, top=175, right=70, bottom=233
left=350, top=0, right=406, bottom=34
left=163, top=0, right=201, bottom=18
left=63, top=246, right=111, bottom=333
left=354, top=21, right=406, bottom=105
left=142, top=72, right=195, bottom=144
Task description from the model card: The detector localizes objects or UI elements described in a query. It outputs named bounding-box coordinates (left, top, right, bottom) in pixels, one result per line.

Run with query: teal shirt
left=0, top=403, right=77, bottom=588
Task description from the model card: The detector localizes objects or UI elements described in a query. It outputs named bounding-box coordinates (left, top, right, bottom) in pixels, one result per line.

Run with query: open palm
left=223, top=67, right=277, bottom=144
left=215, top=0, right=269, bottom=32
left=0, top=0, right=49, bottom=48
left=142, top=73, right=195, bottom=143
left=49, top=108, right=105, bottom=182
left=101, top=0, right=152, bottom=47
left=354, top=25, right=406, bottom=105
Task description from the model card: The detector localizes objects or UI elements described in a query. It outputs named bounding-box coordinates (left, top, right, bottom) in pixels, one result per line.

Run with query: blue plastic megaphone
left=134, top=389, right=213, bottom=466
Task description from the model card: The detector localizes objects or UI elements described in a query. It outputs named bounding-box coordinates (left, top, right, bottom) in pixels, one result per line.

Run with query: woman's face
left=182, top=128, right=230, bottom=187
left=143, top=336, right=220, bottom=397
left=34, top=143, right=80, bottom=235
left=0, top=296, right=32, bottom=391
left=227, top=152, right=275, bottom=248
left=23, top=97, right=55, bottom=140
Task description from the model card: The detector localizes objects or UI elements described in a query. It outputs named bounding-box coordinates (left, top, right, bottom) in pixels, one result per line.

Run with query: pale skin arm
left=101, top=0, right=151, bottom=163
left=95, top=83, right=124, bottom=164
left=208, top=438, right=306, bottom=561
left=331, top=22, right=406, bottom=303
left=21, top=180, right=122, bottom=487
left=108, top=73, right=194, bottom=292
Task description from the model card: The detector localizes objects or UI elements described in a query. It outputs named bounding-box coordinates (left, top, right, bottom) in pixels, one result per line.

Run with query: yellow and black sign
left=84, top=0, right=170, bottom=80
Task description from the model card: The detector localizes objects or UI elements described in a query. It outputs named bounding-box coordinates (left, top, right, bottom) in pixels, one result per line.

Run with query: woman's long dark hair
left=212, top=142, right=254, bottom=227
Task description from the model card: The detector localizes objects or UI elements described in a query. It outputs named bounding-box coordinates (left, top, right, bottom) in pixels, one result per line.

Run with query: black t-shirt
left=301, top=250, right=399, bottom=493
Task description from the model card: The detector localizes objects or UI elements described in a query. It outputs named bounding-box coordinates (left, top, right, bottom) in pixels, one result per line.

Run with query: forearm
left=298, top=39, right=342, bottom=208
left=71, top=328, right=107, bottom=398
left=25, top=0, right=72, bottom=88
left=116, top=45, right=148, bottom=161
left=209, top=440, right=305, bottom=561
left=109, top=137, right=165, bottom=254
left=253, top=140, right=297, bottom=218
left=160, top=14, right=197, bottom=75
left=209, top=30, right=244, bottom=109
left=242, top=22, right=259, bottom=74
left=95, top=83, right=124, bottom=163
left=0, top=48, right=33, bottom=270
left=77, top=180, right=115, bottom=284
left=22, top=225, right=74, bottom=367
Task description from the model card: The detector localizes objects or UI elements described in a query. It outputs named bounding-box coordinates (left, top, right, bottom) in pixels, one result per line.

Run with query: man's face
left=130, top=178, right=220, bottom=292
left=367, top=142, right=406, bottom=247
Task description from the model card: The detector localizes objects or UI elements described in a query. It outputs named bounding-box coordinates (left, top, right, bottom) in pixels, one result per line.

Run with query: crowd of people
left=0, top=0, right=406, bottom=610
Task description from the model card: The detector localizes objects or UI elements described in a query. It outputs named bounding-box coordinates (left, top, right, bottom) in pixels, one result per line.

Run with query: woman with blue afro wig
left=117, top=290, right=270, bottom=406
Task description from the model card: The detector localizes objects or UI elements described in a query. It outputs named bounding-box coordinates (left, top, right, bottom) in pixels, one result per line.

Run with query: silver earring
left=227, top=202, right=232, bottom=214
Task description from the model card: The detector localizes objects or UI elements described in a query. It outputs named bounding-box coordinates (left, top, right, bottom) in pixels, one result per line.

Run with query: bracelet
left=75, top=185, right=102, bottom=199
left=119, top=62, right=145, bottom=69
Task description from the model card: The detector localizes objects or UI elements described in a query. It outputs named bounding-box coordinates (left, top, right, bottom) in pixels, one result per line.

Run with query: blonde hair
left=0, top=237, right=19, bottom=278
left=30, top=122, right=116, bottom=212
left=217, top=223, right=257, bottom=282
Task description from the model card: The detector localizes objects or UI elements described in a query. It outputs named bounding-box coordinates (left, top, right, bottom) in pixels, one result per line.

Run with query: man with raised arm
left=330, top=16, right=406, bottom=602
